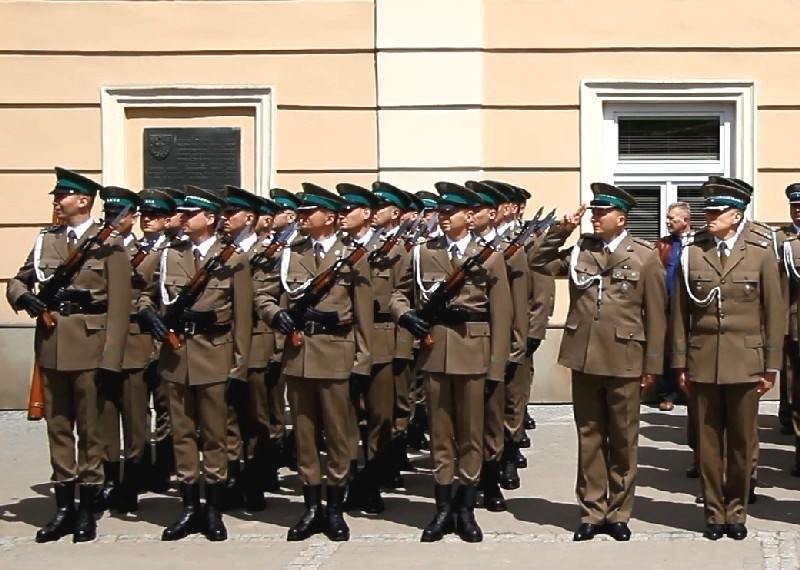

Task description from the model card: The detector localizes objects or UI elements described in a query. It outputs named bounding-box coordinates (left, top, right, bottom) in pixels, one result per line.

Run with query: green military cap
left=504, top=184, right=531, bottom=204
left=702, top=183, right=751, bottom=211
left=224, top=185, right=259, bottom=212
left=270, top=187, right=302, bottom=211
left=336, top=183, right=380, bottom=209
left=415, top=191, right=439, bottom=210
left=50, top=167, right=103, bottom=197
left=589, top=182, right=637, bottom=213
left=479, top=180, right=517, bottom=204
left=100, top=186, right=142, bottom=211
left=158, top=187, right=186, bottom=209
left=255, top=195, right=280, bottom=216
left=299, top=182, right=346, bottom=213
left=786, top=183, right=800, bottom=204
left=434, top=182, right=481, bottom=211
left=138, top=188, right=177, bottom=214
left=179, top=185, right=225, bottom=214
left=707, top=176, right=754, bottom=196
left=371, top=181, right=410, bottom=209
left=465, top=180, right=505, bottom=208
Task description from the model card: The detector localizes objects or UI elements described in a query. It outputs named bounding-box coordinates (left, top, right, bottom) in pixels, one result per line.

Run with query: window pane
left=618, top=185, right=661, bottom=241
left=675, top=185, right=706, bottom=231
left=618, top=117, right=720, bottom=160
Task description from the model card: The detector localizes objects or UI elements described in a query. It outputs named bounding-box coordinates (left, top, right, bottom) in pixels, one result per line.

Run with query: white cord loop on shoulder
left=568, top=241, right=604, bottom=300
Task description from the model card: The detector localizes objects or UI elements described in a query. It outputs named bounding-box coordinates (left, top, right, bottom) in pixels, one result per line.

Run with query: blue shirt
left=665, top=234, right=682, bottom=298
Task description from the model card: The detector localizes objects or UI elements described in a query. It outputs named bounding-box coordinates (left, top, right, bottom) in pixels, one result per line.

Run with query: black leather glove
left=398, top=311, right=431, bottom=340
left=138, top=307, right=167, bottom=342
left=349, top=373, right=370, bottom=401
left=484, top=379, right=500, bottom=402
left=392, top=358, right=410, bottom=376
left=16, top=292, right=47, bottom=318
left=143, top=359, right=159, bottom=392
left=225, top=377, right=247, bottom=407
left=303, top=308, right=339, bottom=326
left=95, top=368, right=122, bottom=403
left=265, top=360, right=283, bottom=389
left=526, top=338, right=542, bottom=358
left=504, top=361, right=519, bottom=385
left=271, top=310, right=296, bottom=335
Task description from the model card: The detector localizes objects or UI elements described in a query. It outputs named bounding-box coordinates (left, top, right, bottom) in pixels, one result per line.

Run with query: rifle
left=249, top=222, right=297, bottom=270
left=35, top=206, right=132, bottom=330
left=417, top=232, right=505, bottom=348
left=403, top=214, right=439, bottom=252
left=286, top=229, right=384, bottom=348
left=368, top=218, right=415, bottom=264
left=502, top=208, right=557, bottom=261
left=161, top=237, right=240, bottom=350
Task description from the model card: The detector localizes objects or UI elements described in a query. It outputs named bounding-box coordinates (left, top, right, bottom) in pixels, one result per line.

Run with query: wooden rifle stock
left=287, top=244, right=371, bottom=349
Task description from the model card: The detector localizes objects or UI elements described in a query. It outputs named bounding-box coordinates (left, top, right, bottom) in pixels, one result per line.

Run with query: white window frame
left=580, top=79, right=756, bottom=233
left=100, top=85, right=275, bottom=194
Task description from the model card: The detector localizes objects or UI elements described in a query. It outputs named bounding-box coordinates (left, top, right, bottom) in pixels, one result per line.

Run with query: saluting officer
left=6, top=168, right=132, bottom=543
left=672, top=180, right=784, bottom=541
left=531, top=183, right=666, bottom=542
left=95, top=186, right=151, bottom=514
left=137, top=186, right=253, bottom=542
left=391, top=182, right=512, bottom=543
left=255, top=183, right=373, bottom=543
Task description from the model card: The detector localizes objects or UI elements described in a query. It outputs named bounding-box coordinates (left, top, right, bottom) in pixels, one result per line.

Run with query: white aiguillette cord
left=413, top=243, right=443, bottom=302
left=568, top=241, right=604, bottom=300
left=680, top=245, right=721, bottom=310
left=783, top=239, right=800, bottom=282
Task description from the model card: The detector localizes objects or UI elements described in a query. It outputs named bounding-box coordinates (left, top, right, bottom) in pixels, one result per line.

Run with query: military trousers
left=425, top=372, right=485, bottom=485
left=98, top=367, right=149, bottom=462
left=786, top=339, right=800, bottom=436
left=147, top=366, right=172, bottom=443
left=691, top=381, right=759, bottom=525
left=167, top=381, right=228, bottom=484
left=365, top=362, right=394, bottom=460
left=225, top=369, right=273, bottom=461
left=392, top=358, right=415, bottom=437
left=505, top=355, right=533, bottom=442
left=286, top=375, right=354, bottom=486
left=266, top=371, right=287, bottom=442
left=484, top=380, right=505, bottom=462
left=41, top=367, right=104, bottom=485
left=571, top=372, right=640, bottom=524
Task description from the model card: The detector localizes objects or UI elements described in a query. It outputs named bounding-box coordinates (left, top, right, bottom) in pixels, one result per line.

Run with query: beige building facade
left=1, top=0, right=797, bottom=407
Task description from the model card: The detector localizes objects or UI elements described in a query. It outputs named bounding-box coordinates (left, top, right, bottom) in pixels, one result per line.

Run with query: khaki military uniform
left=137, top=238, right=253, bottom=484
left=533, top=227, right=666, bottom=524
left=255, top=235, right=373, bottom=486
left=775, top=224, right=800, bottom=435
left=390, top=236, right=512, bottom=485
left=7, top=223, right=132, bottom=484
left=671, top=227, right=784, bottom=525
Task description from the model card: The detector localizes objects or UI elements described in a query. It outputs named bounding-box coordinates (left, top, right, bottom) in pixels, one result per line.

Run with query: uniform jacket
left=774, top=224, right=798, bottom=339
left=6, top=222, right=131, bottom=372
left=532, top=226, right=667, bottom=378
left=389, top=235, right=512, bottom=382
left=254, top=234, right=373, bottom=380
left=137, top=238, right=253, bottom=385
left=123, top=236, right=157, bottom=370
left=671, top=227, right=785, bottom=383
left=247, top=238, right=281, bottom=369
left=523, top=231, right=556, bottom=342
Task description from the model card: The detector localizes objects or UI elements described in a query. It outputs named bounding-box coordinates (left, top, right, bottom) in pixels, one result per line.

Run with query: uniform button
left=629, top=332, right=634, bottom=338
left=594, top=317, right=599, bottom=321
left=721, top=279, right=725, bottom=284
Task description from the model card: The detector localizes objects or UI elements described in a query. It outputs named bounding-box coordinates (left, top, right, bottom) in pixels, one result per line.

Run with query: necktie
left=67, top=230, right=77, bottom=255
left=449, top=243, right=460, bottom=261
left=193, top=248, right=202, bottom=271
left=718, top=242, right=727, bottom=269
left=314, top=242, right=325, bottom=269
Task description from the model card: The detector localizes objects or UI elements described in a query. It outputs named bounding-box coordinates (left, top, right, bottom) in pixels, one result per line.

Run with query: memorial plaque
left=143, top=127, right=241, bottom=189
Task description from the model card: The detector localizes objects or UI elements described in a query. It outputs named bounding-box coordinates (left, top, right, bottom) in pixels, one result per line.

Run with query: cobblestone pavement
left=1, top=403, right=799, bottom=569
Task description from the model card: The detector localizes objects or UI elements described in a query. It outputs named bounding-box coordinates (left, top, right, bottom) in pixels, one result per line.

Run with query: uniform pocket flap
left=84, top=314, right=106, bottom=331
left=615, top=327, right=645, bottom=342
left=744, top=335, right=764, bottom=348
left=83, top=260, right=104, bottom=272
left=210, top=331, right=233, bottom=346
left=611, top=268, right=640, bottom=281
left=689, top=270, right=714, bottom=282
left=466, top=322, right=490, bottom=337
left=732, top=272, right=759, bottom=284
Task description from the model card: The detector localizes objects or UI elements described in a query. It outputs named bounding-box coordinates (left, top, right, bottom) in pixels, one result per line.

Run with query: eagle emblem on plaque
left=148, top=134, right=175, bottom=161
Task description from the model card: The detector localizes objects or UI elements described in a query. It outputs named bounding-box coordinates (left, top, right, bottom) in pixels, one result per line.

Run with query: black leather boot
left=518, top=431, right=531, bottom=449
left=516, top=446, right=528, bottom=469
left=221, top=459, right=245, bottom=511
left=749, top=477, right=758, bottom=504
left=345, top=460, right=384, bottom=514
left=263, top=440, right=281, bottom=493
left=116, top=458, right=140, bottom=514
left=161, top=483, right=203, bottom=541
left=395, top=434, right=415, bottom=472
left=342, top=459, right=358, bottom=507
left=325, top=485, right=350, bottom=541
left=35, top=482, right=76, bottom=543
left=420, top=484, right=454, bottom=542
left=149, top=437, right=174, bottom=493
left=94, top=461, right=119, bottom=513
left=481, top=461, right=507, bottom=512
left=203, top=483, right=228, bottom=541
left=407, top=407, right=429, bottom=451
left=287, top=485, right=325, bottom=541
left=73, top=485, right=99, bottom=543
left=499, top=441, right=521, bottom=490
left=792, top=438, right=800, bottom=477
left=454, top=485, right=483, bottom=543
left=382, top=438, right=406, bottom=489
left=243, top=458, right=267, bottom=512
left=524, top=409, right=536, bottom=430
left=283, top=431, right=298, bottom=472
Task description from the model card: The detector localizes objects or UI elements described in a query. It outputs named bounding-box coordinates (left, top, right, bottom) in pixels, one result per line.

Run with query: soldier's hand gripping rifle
left=160, top=237, right=240, bottom=350
left=34, top=206, right=132, bottom=330
left=249, top=222, right=297, bottom=270
left=501, top=208, right=557, bottom=261
left=286, top=229, right=384, bottom=349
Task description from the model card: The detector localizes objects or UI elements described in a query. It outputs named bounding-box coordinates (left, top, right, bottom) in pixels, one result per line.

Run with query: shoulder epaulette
left=631, top=236, right=655, bottom=249
left=745, top=237, right=771, bottom=249
left=683, top=227, right=710, bottom=246
left=748, top=220, right=774, bottom=239
left=40, top=225, right=60, bottom=234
